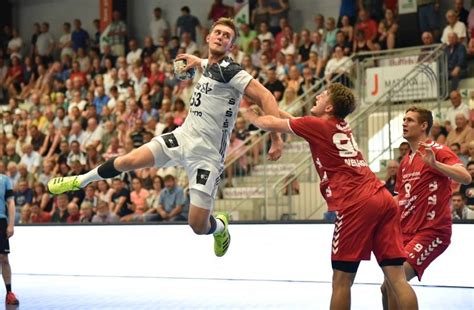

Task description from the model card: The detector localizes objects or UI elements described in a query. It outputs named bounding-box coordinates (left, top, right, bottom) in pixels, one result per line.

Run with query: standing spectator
left=252, top=0, right=271, bottom=29
left=314, top=14, right=326, bottom=38
left=150, top=7, right=170, bottom=45
left=417, top=0, right=441, bottom=40
left=445, top=33, right=467, bottom=92
left=208, top=0, right=234, bottom=22
left=340, top=15, right=354, bottom=43
left=58, top=22, right=73, bottom=59
left=459, top=161, right=474, bottom=206
left=0, top=174, right=20, bottom=305
left=71, top=19, right=90, bottom=52
left=35, top=22, right=54, bottom=64
left=268, top=0, right=289, bottom=35
left=451, top=192, right=474, bottom=219
left=310, top=31, right=330, bottom=78
left=7, top=28, right=23, bottom=58
left=377, top=9, right=398, bottom=50
left=358, top=0, right=384, bottom=22
left=441, top=9, right=467, bottom=44
left=175, top=6, right=202, bottom=42
left=446, top=90, right=470, bottom=129
left=30, top=23, right=41, bottom=57
left=325, top=17, right=338, bottom=50
left=454, top=0, right=469, bottom=27
left=108, top=10, right=127, bottom=57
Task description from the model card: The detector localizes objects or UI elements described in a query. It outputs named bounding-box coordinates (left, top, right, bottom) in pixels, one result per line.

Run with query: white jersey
left=180, top=56, right=253, bottom=163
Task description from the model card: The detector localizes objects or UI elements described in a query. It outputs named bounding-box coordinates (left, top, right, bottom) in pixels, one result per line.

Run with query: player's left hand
left=6, top=225, right=13, bottom=238
left=175, top=54, right=202, bottom=71
left=418, top=142, right=437, bottom=167
left=268, top=134, right=283, bottom=161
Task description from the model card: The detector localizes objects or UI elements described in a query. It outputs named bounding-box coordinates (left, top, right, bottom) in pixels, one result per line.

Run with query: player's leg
left=0, top=220, right=18, bottom=305
left=330, top=262, right=358, bottom=310
left=382, top=264, right=418, bottom=310
left=188, top=189, right=230, bottom=257
left=48, top=140, right=170, bottom=194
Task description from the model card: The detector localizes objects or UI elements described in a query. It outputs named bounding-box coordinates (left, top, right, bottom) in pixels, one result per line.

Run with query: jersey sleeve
left=289, top=116, right=323, bottom=142
left=228, top=69, right=253, bottom=94
left=435, top=145, right=463, bottom=166
left=4, top=177, right=13, bottom=200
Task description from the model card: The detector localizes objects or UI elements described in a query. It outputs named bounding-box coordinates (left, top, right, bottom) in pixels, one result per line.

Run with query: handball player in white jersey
left=48, top=18, right=284, bottom=257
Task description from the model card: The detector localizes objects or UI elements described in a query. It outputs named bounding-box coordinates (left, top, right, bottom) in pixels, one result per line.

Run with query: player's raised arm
left=175, top=53, right=205, bottom=71
left=244, top=79, right=284, bottom=160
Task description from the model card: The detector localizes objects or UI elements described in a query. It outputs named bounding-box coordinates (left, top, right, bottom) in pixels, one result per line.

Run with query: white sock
left=214, top=217, right=225, bottom=234
left=77, top=167, right=103, bottom=188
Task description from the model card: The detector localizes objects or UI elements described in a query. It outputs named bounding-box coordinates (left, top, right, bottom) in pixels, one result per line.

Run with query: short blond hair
left=210, top=17, right=239, bottom=44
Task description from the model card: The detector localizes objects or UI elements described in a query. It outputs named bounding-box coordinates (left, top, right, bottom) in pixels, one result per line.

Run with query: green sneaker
left=47, top=176, right=81, bottom=195
left=214, top=213, right=231, bottom=257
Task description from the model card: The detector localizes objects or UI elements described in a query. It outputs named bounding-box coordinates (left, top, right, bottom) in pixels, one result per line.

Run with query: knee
left=188, top=219, right=208, bottom=235
left=0, top=255, right=8, bottom=265
left=381, top=282, right=388, bottom=295
left=115, top=155, right=136, bottom=170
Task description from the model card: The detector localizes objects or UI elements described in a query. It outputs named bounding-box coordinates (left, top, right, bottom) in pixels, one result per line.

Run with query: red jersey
left=290, top=116, right=384, bottom=212
left=396, top=140, right=461, bottom=235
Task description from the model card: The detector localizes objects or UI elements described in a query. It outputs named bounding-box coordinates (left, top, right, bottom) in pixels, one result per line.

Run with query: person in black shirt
left=264, top=67, right=285, bottom=101
left=111, top=178, right=133, bottom=218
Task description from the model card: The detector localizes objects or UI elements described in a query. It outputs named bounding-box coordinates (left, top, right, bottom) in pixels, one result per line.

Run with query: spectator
left=445, top=33, right=467, bottom=92
left=264, top=67, right=285, bottom=101
left=38, top=160, right=54, bottom=185
left=297, top=29, right=313, bottom=63
left=144, top=175, right=164, bottom=221
left=383, top=160, right=398, bottom=196
left=32, top=182, right=52, bottom=212
left=173, top=98, right=188, bottom=126
left=208, top=0, right=234, bottom=22
left=324, top=46, right=353, bottom=86
left=333, top=30, right=352, bottom=56
left=450, top=142, right=469, bottom=167
left=325, top=17, right=338, bottom=49
left=446, top=114, right=473, bottom=155
left=258, top=22, right=274, bottom=43
left=29, top=125, right=45, bottom=152
left=451, top=192, right=474, bottom=219
left=238, top=23, right=257, bottom=54
left=397, top=141, right=410, bottom=162
left=92, top=200, right=119, bottom=223
left=2, top=144, right=20, bottom=167
left=338, top=1, right=357, bottom=26
left=175, top=6, right=202, bottom=42
left=454, top=0, right=469, bottom=27
left=121, top=178, right=150, bottom=221
left=20, top=144, right=41, bottom=175
left=355, top=9, right=378, bottom=43
left=441, top=9, right=467, bottom=44
left=35, top=22, right=54, bottom=64
left=7, top=28, right=23, bottom=57
left=58, top=22, right=73, bottom=58
left=429, top=120, right=448, bottom=145
left=310, top=31, right=330, bottom=77
left=150, top=7, right=170, bottom=45
left=71, top=19, right=89, bottom=51
left=459, top=161, right=474, bottom=206
left=314, top=14, right=326, bottom=38
left=252, top=0, right=271, bottom=29
left=150, top=175, right=187, bottom=222
left=108, top=10, right=127, bottom=57
left=446, top=90, right=470, bottom=130
left=340, top=15, right=354, bottom=43
left=29, top=203, right=52, bottom=223
left=268, top=0, right=289, bottom=35
left=67, top=140, right=86, bottom=167
left=96, top=180, right=113, bottom=203
left=79, top=201, right=94, bottom=223
left=6, top=162, right=19, bottom=189
left=66, top=203, right=80, bottom=223
left=110, top=178, right=133, bottom=219
left=14, top=180, right=33, bottom=211
left=126, top=39, right=142, bottom=66
left=358, top=0, right=384, bottom=22
left=417, top=0, right=441, bottom=40
left=377, top=9, right=398, bottom=50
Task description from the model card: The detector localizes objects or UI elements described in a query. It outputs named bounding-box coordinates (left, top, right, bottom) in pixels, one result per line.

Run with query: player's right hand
left=175, top=54, right=202, bottom=71
left=268, top=134, right=283, bottom=161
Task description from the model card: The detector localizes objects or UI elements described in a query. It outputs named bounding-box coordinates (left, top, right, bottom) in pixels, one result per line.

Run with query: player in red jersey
left=244, top=83, right=418, bottom=310
left=381, top=107, right=471, bottom=309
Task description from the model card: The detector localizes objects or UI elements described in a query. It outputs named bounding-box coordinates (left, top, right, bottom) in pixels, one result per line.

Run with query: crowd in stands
left=0, top=0, right=473, bottom=224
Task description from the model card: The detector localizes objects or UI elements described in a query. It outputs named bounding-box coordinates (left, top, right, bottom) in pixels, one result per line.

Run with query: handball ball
left=174, top=59, right=195, bottom=81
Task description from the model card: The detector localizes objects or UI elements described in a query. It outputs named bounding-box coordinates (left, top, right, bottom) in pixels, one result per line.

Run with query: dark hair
left=452, top=192, right=465, bottom=199
left=181, top=6, right=190, bottom=13
left=405, top=106, right=433, bottom=135
left=467, top=161, right=474, bottom=168
left=399, top=141, right=410, bottom=148
left=153, top=175, right=164, bottom=188
left=327, top=83, right=356, bottom=119
left=154, top=7, right=162, bottom=12
left=164, top=174, right=175, bottom=182
left=450, top=142, right=461, bottom=149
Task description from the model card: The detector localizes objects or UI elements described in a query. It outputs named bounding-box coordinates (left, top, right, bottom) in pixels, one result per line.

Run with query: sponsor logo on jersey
left=426, top=210, right=436, bottom=220
left=161, top=133, right=179, bottom=148
left=196, top=82, right=213, bottom=94
left=197, top=169, right=211, bottom=186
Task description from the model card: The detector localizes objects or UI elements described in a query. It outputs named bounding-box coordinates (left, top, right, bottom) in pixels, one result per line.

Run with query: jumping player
left=243, top=83, right=418, bottom=309
left=47, top=18, right=283, bottom=257
left=0, top=174, right=19, bottom=305
left=381, top=107, right=471, bottom=309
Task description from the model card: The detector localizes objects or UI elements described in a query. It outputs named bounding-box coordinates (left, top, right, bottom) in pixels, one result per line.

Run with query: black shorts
left=0, top=219, right=10, bottom=255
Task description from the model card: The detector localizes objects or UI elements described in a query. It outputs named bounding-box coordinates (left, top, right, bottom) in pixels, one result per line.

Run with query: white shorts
left=151, top=128, right=223, bottom=199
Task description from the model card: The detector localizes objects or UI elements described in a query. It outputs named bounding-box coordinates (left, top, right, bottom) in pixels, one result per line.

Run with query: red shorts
left=403, top=229, right=451, bottom=280
left=331, top=188, right=406, bottom=264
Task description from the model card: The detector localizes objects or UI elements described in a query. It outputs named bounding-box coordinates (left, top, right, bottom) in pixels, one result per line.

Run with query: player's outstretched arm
left=418, top=142, right=472, bottom=184
left=244, top=79, right=283, bottom=160
left=279, top=109, right=295, bottom=119
left=243, top=109, right=292, bottom=134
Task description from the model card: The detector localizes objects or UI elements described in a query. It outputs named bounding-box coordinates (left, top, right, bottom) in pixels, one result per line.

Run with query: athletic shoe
left=47, top=176, right=81, bottom=195
left=214, top=213, right=231, bottom=257
left=5, top=292, right=19, bottom=305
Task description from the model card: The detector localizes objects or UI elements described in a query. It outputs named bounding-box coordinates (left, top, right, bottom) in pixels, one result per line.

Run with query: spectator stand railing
left=215, top=55, right=357, bottom=221
left=271, top=44, right=448, bottom=221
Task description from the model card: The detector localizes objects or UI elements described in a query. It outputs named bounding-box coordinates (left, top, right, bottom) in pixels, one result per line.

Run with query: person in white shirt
left=82, top=118, right=103, bottom=150
left=58, top=22, right=73, bottom=58
left=441, top=9, right=467, bottom=44
left=150, top=7, right=170, bottom=45
left=7, top=28, right=23, bottom=56
left=445, top=90, right=470, bottom=130
left=180, top=32, right=198, bottom=55
left=131, top=67, right=148, bottom=97
left=36, top=22, right=54, bottom=59
left=126, top=39, right=142, bottom=65
left=324, top=46, right=353, bottom=85
left=68, top=121, right=85, bottom=146
left=20, top=144, right=41, bottom=175
left=280, top=36, right=295, bottom=55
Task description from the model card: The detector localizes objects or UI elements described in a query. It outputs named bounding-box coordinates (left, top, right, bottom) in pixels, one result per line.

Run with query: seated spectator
left=126, top=39, right=142, bottom=65
left=377, top=9, right=398, bottom=50
left=238, top=23, right=257, bottom=54
left=355, top=9, right=378, bottom=43
left=429, top=121, right=448, bottom=145
left=441, top=9, right=467, bottom=44
left=310, top=31, right=330, bottom=77
left=446, top=114, right=473, bottom=155
left=353, top=29, right=379, bottom=55
left=66, top=203, right=80, bottom=223
left=51, top=194, right=69, bottom=223
left=103, top=137, right=125, bottom=161
left=298, top=66, right=319, bottom=97
left=92, top=200, right=119, bottom=223
left=468, top=141, right=474, bottom=162
left=29, top=203, right=52, bottom=223
left=446, top=90, right=470, bottom=130
left=67, top=141, right=87, bottom=167
left=82, top=184, right=99, bottom=207
left=451, top=192, right=474, bottom=220
left=121, top=178, right=150, bottom=222
left=445, top=33, right=467, bottom=92
left=96, top=180, right=113, bottom=204
left=251, top=0, right=270, bottom=29
left=339, top=15, right=354, bottom=43
left=162, top=113, right=178, bottom=134
left=324, top=46, right=353, bottom=87
left=82, top=118, right=103, bottom=150
left=154, top=175, right=187, bottom=221
left=450, top=142, right=469, bottom=167
left=208, top=0, right=234, bottom=22
left=173, top=98, right=188, bottom=126
left=264, top=67, right=285, bottom=101
left=2, top=144, right=20, bottom=167
left=32, top=182, right=52, bottom=212
left=143, top=175, right=164, bottom=221
left=79, top=202, right=94, bottom=223
left=459, top=161, right=474, bottom=206
left=20, top=144, right=41, bottom=175
left=333, top=31, right=352, bottom=56
left=225, top=130, right=249, bottom=188
left=19, top=205, right=32, bottom=224
left=110, top=178, right=133, bottom=219
left=397, top=141, right=410, bottom=162
left=258, top=22, right=274, bottom=43
left=325, top=17, right=338, bottom=49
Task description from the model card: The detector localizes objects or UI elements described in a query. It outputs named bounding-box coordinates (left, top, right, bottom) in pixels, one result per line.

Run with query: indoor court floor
left=10, top=273, right=473, bottom=309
